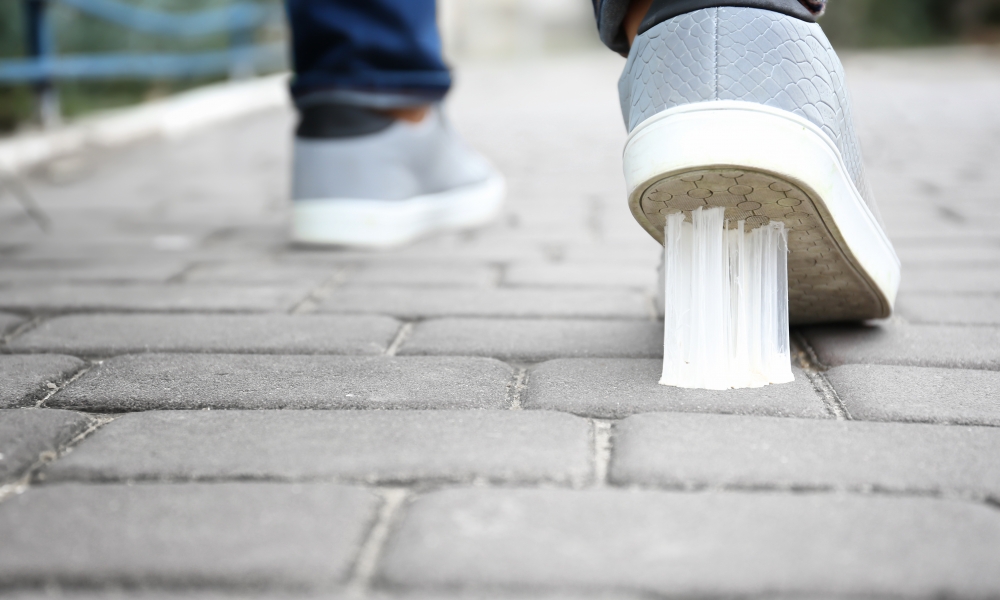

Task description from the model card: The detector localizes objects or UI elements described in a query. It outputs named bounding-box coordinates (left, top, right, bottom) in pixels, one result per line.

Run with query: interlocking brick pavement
left=2, top=49, right=1000, bottom=598
left=9, top=314, right=401, bottom=355
left=525, top=358, right=827, bottom=418
left=610, top=412, right=1000, bottom=495
left=315, top=288, right=651, bottom=319
left=826, top=364, right=1000, bottom=426
left=42, top=410, right=593, bottom=486
left=399, top=318, right=663, bottom=360
left=50, top=354, right=513, bottom=411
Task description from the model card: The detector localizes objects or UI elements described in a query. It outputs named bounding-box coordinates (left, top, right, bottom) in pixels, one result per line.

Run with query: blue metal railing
left=0, top=45, right=287, bottom=81
left=1, top=0, right=287, bottom=124
left=56, top=0, right=273, bottom=38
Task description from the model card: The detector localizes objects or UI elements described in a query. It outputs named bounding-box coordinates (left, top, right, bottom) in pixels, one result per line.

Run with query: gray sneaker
left=292, top=104, right=504, bottom=248
left=622, top=6, right=900, bottom=324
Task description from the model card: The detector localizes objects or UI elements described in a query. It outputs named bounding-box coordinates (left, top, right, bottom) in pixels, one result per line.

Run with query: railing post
left=24, top=0, right=61, bottom=128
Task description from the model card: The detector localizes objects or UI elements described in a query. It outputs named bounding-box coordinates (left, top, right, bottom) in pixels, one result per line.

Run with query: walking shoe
left=622, top=6, right=900, bottom=324
left=291, top=104, right=505, bottom=248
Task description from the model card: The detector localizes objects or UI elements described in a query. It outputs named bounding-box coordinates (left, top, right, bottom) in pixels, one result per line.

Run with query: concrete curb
left=0, top=73, right=290, bottom=175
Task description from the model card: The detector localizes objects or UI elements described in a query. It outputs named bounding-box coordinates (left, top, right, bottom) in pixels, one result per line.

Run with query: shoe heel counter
left=621, top=6, right=881, bottom=225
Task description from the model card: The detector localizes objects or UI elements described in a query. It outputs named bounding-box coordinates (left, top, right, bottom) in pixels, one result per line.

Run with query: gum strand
left=659, top=206, right=794, bottom=390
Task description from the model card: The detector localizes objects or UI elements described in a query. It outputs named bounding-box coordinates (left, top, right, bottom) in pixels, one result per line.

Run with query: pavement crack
left=591, top=419, right=613, bottom=487
left=383, top=322, right=414, bottom=356
left=346, top=487, right=409, bottom=596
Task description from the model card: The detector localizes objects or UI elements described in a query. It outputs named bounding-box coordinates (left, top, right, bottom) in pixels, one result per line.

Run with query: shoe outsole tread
left=636, top=167, right=888, bottom=324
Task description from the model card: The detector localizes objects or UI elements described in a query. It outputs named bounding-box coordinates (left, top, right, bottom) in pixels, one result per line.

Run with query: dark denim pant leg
left=286, top=0, right=450, bottom=108
left=592, top=0, right=828, bottom=53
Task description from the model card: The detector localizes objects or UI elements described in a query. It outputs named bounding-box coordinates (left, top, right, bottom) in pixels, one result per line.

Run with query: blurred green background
left=0, top=0, right=286, bottom=132
left=1, top=0, right=999, bottom=134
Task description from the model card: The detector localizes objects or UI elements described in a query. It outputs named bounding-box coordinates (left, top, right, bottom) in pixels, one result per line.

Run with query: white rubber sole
left=625, top=101, right=900, bottom=324
left=292, top=173, right=505, bottom=249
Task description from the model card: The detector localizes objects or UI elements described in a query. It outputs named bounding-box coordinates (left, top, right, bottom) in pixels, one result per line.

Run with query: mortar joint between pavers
left=0, top=315, right=44, bottom=350
left=345, top=487, right=410, bottom=597
left=615, top=480, right=998, bottom=503
left=643, top=291, right=660, bottom=322
left=163, top=262, right=200, bottom=284
left=507, top=367, right=528, bottom=410
left=288, top=268, right=351, bottom=315
left=791, top=331, right=850, bottom=420
left=384, top=322, right=415, bottom=356
left=591, top=419, right=613, bottom=488
left=586, top=193, right=606, bottom=241
left=490, top=262, right=507, bottom=288
left=34, top=361, right=94, bottom=409
left=803, top=369, right=851, bottom=421
left=4, top=412, right=117, bottom=503
left=791, top=330, right=830, bottom=371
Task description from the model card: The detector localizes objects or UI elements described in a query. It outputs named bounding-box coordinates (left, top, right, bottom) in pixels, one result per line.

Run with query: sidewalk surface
left=2, top=49, right=1000, bottom=598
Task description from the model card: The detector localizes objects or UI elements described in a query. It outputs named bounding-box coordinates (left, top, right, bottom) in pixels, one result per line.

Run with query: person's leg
left=286, top=0, right=505, bottom=248
left=286, top=0, right=449, bottom=110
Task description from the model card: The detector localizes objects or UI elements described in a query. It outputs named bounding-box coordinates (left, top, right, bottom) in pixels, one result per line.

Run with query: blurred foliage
left=822, top=0, right=1000, bottom=47
left=0, top=0, right=286, bottom=132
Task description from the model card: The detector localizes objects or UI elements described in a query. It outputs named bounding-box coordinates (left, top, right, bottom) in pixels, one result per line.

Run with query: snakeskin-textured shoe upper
left=619, top=7, right=881, bottom=224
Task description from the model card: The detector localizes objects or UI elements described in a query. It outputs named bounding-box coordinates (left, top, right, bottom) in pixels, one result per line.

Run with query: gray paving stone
left=44, top=410, right=592, bottom=485
left=400, top=319, right=662, bottom=361
left=0, top=593, right=621, bottom=600
left=9, top=315, right=400, bottom=356
left=378, top=488, right=1000, bottom=597
left=826, top=364, right=1000, bottom=426
left=897, top=293, right=1000, bottom=325
left=899, top=266, right=1000, bottom=293
left=802, top=322, right=1000, bottom=369
left=0, top=261, right=187, bottom=284
left=0, top=312, right=24, bottom=334
left=181, top=262, right=338, bottom=285
left=50, top=354, right=511, bottom=411
left=560, top=242, right=661, bottom=264
left=347, top=264, right=498, bottom=287
left=0, top=284, right=310, bottom=313
left=523, top=359, right=826, bottom=419
left=894, top=241, right=1000, bottom=266
left=610, top=412, right=1000, bottom=495
left=0, top=592, right=632, bottom=600
left=0, top=355, right=84, bottom=408
left=503, top=263, right=656, bottom=290
left=317, top=288, right=649, bottom=319
left=0, top=482, right=377, bottom=588
left=0, top=409, right=91, bottom=484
